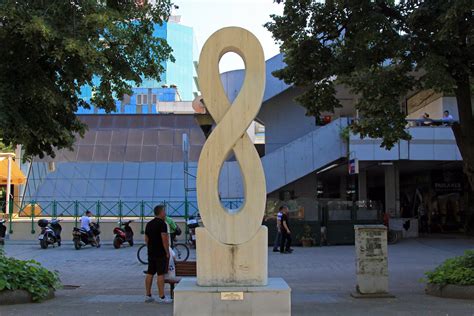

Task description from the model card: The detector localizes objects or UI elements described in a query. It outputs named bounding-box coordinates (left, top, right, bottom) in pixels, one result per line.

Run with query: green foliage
left=0, top=0, right=174, bottom=159
left=0, top=248, right=61, bottom=301
left=266, top=0, right=473, bottom=149
left=425, top=250, right=474, bottom=286
left=0, top=139, right=14, bottom=153
left=339, top=126, right=350, bottom=142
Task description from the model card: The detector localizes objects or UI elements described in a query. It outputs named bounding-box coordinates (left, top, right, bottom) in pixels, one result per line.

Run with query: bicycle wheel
left=173, top=243, right=190, bottom=262
left=137, top=244, right=148, bottom=264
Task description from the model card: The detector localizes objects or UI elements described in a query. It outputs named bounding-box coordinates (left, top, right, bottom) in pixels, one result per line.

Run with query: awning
left=0, top=158, right=26, bottom=185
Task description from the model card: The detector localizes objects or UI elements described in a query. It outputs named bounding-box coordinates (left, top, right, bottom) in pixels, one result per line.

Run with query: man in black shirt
left=144, top=204, right=171, bottom=303
left=280, top=206, right=293, bottom=254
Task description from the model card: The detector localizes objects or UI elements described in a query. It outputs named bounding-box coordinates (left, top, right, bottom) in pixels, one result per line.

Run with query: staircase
left=220, top=118, right=349, bottom=196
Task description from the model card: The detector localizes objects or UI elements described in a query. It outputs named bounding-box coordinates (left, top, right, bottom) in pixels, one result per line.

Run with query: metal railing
left=0, top=198, right=244, bottom=235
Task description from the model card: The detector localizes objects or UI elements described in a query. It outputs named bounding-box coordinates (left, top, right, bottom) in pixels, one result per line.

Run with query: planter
left=425, top=283, right=474, bottom=300
left=0, top=288, right=55, bottom=305
left=301, top=239, right=313, bottom=247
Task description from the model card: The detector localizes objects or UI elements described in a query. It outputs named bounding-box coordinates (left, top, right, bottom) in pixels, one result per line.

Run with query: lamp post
left=0, top=153, right=15, bottom=220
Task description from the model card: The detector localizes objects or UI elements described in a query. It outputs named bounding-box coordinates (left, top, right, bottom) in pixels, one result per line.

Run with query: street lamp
left=0, top=152, right=15, bottom=220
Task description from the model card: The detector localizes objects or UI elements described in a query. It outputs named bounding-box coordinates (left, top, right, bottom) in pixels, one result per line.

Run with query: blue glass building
left=78, top=18, right=199, bottom=115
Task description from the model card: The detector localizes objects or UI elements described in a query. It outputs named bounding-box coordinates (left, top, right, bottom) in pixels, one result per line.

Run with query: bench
left=165, top=261, right=196, bottom=299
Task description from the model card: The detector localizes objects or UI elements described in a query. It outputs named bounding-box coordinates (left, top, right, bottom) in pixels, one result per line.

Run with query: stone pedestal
left=352, top=225, right=393, bottom=298
left=173, top=278, right=291, bottom=316
left=196, top=226, right=268, bottom=286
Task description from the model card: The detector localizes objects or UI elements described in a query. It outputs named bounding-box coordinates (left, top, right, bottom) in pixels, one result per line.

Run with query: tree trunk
left=451, top=74, right=474, bottom=191
left=451, top=74, right=474, bottom=233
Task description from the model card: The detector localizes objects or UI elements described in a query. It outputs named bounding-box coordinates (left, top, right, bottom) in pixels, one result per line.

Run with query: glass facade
left=77, top=87, right=180, bottom=114
left=22, top=115, right=205, bottom=205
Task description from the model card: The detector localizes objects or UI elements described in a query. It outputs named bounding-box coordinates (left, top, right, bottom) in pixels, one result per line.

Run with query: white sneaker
left=144, top=295, right=155, bottom=303
left=156, top=296, right=173, bottom=304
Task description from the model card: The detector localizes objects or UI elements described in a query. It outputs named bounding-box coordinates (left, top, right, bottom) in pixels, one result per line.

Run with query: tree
left=266, top=0, right=474, bottom=190
left=0, top=0, right=174, bottom=159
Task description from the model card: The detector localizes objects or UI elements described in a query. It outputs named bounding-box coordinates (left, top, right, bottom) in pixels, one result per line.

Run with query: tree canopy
left=0, top=0, right=174, bottom=159
left=266, top=0, right=474, bottom=188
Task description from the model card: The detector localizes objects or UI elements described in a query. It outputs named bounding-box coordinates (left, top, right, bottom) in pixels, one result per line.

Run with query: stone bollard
left=352, top=225, right=394, bottom=298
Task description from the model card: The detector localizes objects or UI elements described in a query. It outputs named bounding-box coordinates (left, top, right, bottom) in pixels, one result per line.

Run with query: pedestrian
left=165, top=215, right=181, bottom=247
left=272, top=207, right=283, bottom=252
left=144, top=205, right=172, bottom=304
left=420, top=113, right=432, bottom=126
left=280, top=206, right=293, bottom=254
left=442, top=110, right=454, bottom=125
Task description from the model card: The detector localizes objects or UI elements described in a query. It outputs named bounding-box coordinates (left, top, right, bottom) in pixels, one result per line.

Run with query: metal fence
left=0, top=198, right=244, bottom=234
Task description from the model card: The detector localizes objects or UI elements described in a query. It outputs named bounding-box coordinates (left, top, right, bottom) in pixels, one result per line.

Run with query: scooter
left=0, top=219, right=6, bottom=245
left=113, top=220, right=134, bottom=249
left=186, top=216, right=199, bottom=248
left=72, top=222, right=101, bottom=250
left=38, top=219, right=62, bottom=249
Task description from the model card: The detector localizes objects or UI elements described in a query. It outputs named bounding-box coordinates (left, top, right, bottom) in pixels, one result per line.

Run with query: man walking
left=280, top=206, right=293, bottom=254
left=144, top=205, right=172, bottom=303
left=272, top=207, right=283, bottom=252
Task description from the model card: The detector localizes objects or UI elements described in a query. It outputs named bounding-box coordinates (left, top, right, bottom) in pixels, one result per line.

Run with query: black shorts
left=147, top=256, right=168, bottom=276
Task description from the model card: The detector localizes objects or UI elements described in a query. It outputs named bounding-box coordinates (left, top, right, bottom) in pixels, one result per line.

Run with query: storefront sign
left=349, top=158, right=359, bottom=175
left=432, top=170, right=463, bottom=193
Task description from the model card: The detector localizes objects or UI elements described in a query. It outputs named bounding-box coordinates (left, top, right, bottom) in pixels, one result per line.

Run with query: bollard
left=352, top=225, right=394, bottom=298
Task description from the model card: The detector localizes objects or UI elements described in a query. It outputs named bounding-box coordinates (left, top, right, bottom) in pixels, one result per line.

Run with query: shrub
left=425, top=250, right=474, bottom=286
left=0, top=248, right=61, bottom=301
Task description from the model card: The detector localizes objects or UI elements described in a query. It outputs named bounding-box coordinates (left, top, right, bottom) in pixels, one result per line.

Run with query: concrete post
left=384, top=164, right=400, bottom=217
left=352, top=225, right=393, bottom=298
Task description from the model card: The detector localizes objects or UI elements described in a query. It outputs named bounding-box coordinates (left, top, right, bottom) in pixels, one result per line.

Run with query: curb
left=0, top=288, right=55, bottom=305
left=425, top=283, right=474, bottom=300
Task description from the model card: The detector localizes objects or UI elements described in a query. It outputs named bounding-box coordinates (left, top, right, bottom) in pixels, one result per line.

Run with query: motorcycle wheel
left=128, top=239, right=134, bottom=247
left=40, top=238, right=48, bottom=249
left=74, top=239, right=81, bottom=250
left=113, top=236, right=122, bottom=249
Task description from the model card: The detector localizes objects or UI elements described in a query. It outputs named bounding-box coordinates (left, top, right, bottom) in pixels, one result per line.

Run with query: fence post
left=140, top=200, right=145, bottom=234
left=74, top=200, right=79, bottom=228
left=118, top=200, right=123, bottom=226
left=52, top=200, right=57, bottom=219
left=96, top=201, right=101, bottom=224
left=30, top=200, right=35, bottom=234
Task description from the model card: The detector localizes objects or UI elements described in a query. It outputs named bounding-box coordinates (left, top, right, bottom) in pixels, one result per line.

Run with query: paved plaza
left=1, top=237, right=474, bottom=315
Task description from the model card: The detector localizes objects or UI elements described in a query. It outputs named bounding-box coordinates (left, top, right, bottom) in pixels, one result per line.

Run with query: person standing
left=280, top=206, right=293, bottom=254
left=144, top=205, right=172, bottom=304
left=272, top=207, right=283, bottom=252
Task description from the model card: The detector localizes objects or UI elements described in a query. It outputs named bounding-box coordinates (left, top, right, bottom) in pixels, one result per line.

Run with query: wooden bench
left=165, top=261, right=196, bottom=299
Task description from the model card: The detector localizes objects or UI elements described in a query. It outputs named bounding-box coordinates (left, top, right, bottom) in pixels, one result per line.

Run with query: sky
left=172, top=0, right=284, bottom=73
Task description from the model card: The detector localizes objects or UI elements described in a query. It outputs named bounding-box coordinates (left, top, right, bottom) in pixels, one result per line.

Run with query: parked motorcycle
left=72, top=222, right=101, bottom=250
left=186, top=216, right=199, bottom=248
left=0, top=219, right=6, bottom=245
left=113, top=220, right=134, bottom=249
left=38, top=219, right=62, bottom=249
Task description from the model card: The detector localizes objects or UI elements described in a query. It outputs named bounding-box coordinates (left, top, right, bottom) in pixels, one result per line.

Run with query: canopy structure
left=0, top=157, right=26, bottom=185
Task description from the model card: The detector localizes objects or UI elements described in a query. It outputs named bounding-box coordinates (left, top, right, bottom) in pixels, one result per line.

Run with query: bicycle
left=137, top=242, right=190, bottom=264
